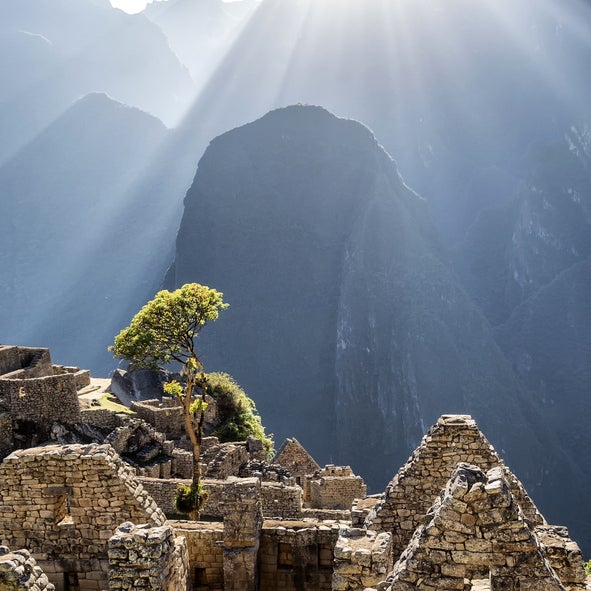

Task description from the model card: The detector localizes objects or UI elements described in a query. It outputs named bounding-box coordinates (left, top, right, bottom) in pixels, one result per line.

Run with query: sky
left=110, top=0, right=241, bottom=13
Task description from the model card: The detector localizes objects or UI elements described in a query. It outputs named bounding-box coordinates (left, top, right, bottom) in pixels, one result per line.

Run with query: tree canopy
left=111, top=283, right=228, bottom=369
left=110, top=283, right=229, bottom=518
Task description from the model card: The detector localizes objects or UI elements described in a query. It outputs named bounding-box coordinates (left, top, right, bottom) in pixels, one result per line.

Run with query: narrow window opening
left=56, top=493, right=73, bottom=526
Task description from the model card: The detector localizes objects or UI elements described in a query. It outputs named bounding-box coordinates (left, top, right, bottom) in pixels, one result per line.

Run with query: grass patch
left=98, top=393, right=134, bottom=414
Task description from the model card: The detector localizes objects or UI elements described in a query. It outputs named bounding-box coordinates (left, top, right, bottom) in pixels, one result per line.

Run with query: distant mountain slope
left=453, top=118, right=591, bottom=551
left=0, top=0, right=194, bottom=163
left=457, top=118, right=591, bottom=325
left=0, top=93, right=181, bottom=374
left=144, top=0, right=257, bottom=88
left=167, top=106, right=578, bottom=528
left=495, top=256, right=591, bottom=545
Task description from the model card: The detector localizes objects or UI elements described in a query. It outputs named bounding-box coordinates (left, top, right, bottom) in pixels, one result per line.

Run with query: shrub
left=204, top=372, right=274, bottom=457
left=175, top=482, right=208, bottom=515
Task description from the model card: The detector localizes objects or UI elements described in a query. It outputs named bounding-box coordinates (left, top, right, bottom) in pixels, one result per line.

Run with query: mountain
left=166, top=105, right=579, bottom=531
left=144, top=0, right=258, bottom=89
left=494, top=256, right=591, bottom=546
left=0, top=0, right=194, bottom=164
left=457, top=118, right=591, bottom=325
left=0, top=93, right=182, bottom=374
left=173, top=0, right=591, bottom=244
left=452, top=117, right=591, bottom=551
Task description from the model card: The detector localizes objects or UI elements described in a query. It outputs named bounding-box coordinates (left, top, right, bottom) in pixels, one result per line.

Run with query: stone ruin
left=0, top=547, right=55, bottom=591
left=0, top=346, right=586, bottom=591
left=273, top=438, right=321, bottom=488
left=332, top=417, right=586, bottom=591
left=364, top=415, right=543, bottom=559
left=0, top=346, right=90, bottom=453
left=383, top=464, right=568, bottom=591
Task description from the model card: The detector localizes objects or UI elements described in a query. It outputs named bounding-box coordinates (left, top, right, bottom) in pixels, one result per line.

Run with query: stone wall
left=0, top=347, right=52, bottom=378
left=0, top=374, right=81, bottom=425
left=535, top=526, right=587, bottom=591
left=79, top=408, right=125, bottom=432
left=366, top=415, right=544, bottom=560
left=0, top=415, right=11, bottom=460
left=221, top=478, right=263, bottom=591
left=258, top=522, right=340, bottom=591
left=131, top=395, right=218, bottom=442
left=130, top=398, right=185, bottom=440
left=301, top=508, right=352, bottom=521
left=273, top=438, right=320, bottom=489
left=51, top=366, right=90, bottom=390
left=384, top=464, right=569, bottom=591
left=308, top=466, right=366, bottom=510
left=204, top=444, right=250, bottom=480
left=138, top=478, right=225, bottom=519
left=0, top=546, right=55, bottom=591
left=107, top=522, right=188, bottom=591
left=332, top=528, right=392, bottom=591
left=170, top=521, right=224, bottom=591
left=0, top=444, right=166, bottom=591
left=172, top=449, right=194, bottom=479
left=261, top=483, right=302, bottom=519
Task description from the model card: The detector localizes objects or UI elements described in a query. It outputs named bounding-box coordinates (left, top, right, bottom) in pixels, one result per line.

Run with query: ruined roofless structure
left=0, top=347, right=586, bottom=591
left=365, top=414, right=544, bottom=560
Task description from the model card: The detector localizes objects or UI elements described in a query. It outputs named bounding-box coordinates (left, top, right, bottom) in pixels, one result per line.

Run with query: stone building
left=364, top=414, right=543, bottom=559
left=0, top=444, right=166, bottom=590
left=0, top=346, right=91, bottom=453
left=0, top=348, right=585, bottom=591
left=383, top=464, right=573, bottom=591
left=273, top=438, right=321, bottom=489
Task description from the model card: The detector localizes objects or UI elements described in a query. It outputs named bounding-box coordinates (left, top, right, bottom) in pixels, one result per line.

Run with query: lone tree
left=110, top=283, right=229, bottom=518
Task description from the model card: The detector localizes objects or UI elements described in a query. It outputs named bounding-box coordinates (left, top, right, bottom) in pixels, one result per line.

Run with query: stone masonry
left=384, top=464, right=565, bottom=591
left=273, top=438, right=321, bottom=490
left=365, top=415, right=544, bottom=560
left=258, top=521, right=341, bottom=591
left=107, top=522, right=188, bottom=591
left=308, top=465, right=367, bottom=510
left=0, top=546, right=55, bottom=591
left=0, top=444, right=166, bottom=591
left=221, top=478, right=263, bottom=591
left=535, top=526, right=587, bottom=591
left=0, top=357, right=586, bottom=591
left=332, top=528, right=392, bottom=591
left=0, top=346, right=91, bottom=456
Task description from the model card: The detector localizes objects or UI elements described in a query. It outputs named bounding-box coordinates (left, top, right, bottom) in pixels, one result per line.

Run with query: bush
left=175, top=482, right=208, bottom=515
left=204, top=372, right=274, bottom=457
left=584, top=559, right=591, bottom=576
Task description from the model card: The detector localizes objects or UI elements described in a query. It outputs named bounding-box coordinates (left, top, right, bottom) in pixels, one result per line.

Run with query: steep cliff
left=495, top=257, right=591, bottom=544
left=457, top=120, right=591, bottom=325
left=168, top=106, right=575, bottom=517
left=175, top=0, right=591, bottom=244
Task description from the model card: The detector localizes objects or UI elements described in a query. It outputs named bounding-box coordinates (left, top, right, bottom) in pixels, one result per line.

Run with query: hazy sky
left=110, top=0, right=241, bottom=13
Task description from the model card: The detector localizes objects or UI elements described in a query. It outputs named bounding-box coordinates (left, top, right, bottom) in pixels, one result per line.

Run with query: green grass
left=98, top=393, right=134, bottom=414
